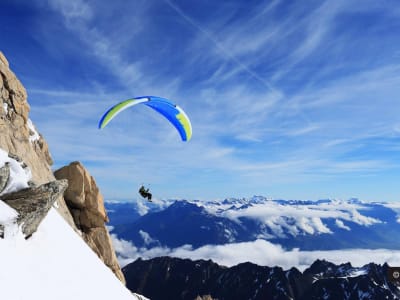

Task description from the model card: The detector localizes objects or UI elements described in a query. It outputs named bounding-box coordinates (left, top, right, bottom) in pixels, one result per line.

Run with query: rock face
left=1, top=180, right=68, bottom=238
left=0, top=51, right=75, bottom=229
left=54, top=161, right=125, bottom=284
left=0, top=52, right=53, bottom=184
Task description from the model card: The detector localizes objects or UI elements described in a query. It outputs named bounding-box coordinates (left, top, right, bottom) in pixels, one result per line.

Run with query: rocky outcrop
left=0, top=52, right=125, bottom=285
left=0, top=51, right=75, bottom=229
left=54, top=161, right=125, bottom=284
left=0, top=52, right=52, bottom=184
left=1, top=180, right=67, bottom=238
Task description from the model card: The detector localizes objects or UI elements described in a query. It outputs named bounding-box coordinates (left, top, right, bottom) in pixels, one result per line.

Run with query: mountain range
left=122, top=256, right=400, bottom=300
left=106, top=197, right=400, bottom=250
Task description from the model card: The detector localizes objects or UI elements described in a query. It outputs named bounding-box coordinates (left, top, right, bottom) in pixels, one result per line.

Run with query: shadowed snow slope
left=0, top=208, right=142, bottom=300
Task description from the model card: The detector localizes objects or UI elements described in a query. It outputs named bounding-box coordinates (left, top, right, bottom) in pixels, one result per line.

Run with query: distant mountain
left=108, top=197, right=400, bottom=250
left=105, top=198, right=172, bottom=226
left=110, top=200, right=248, bottom=248
left=106, top=202, right=143, bottom=226
left=123, top=257, right=400, bottom=300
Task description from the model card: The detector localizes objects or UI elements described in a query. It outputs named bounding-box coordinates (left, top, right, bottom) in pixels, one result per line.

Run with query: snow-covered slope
left=0, top=206, right=146, bottom=300
left=0, top=150, right=147, bottom=300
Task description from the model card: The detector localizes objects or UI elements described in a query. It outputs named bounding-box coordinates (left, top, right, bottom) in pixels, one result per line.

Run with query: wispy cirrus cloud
left=4, top=0, right=400, bottom=201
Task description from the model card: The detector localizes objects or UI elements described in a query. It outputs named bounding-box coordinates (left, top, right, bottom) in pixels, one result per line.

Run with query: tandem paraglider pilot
left=139, top=185, right=152, bottom=202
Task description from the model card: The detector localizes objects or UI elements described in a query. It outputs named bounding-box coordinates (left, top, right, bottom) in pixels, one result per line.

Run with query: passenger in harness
left=139, top=185, right=152, bottom=202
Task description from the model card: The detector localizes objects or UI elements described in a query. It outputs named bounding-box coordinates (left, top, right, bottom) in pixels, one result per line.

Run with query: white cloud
left=335, top=219, right=350, bottom=231
left=110, top=236, right=400, bottom=271
left=138, top=230, right=160, bottom=247
left=48, top=0, right=93, bottom=21
left=383, top=202, right=400, bottom=224
left=217, top=200, right=380, bottom=238
left=46, top=0, right=152, bottom=91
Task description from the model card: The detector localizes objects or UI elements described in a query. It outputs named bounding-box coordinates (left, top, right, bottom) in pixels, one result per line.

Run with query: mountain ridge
left=108, top=197, right=400, bottom=250
left=123, top=256, right=400, bottom=300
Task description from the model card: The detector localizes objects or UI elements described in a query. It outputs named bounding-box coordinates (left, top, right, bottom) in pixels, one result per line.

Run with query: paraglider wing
left=98, top=98, right=148, bottom=129
left=98, top=96, right=192, bottom=141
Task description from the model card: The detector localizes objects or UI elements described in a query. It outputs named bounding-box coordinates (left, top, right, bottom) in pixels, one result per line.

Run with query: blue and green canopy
left=98, top=96, right=192, bottom=141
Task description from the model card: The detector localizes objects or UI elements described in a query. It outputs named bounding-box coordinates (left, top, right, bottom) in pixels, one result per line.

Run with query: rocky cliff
left=0, top=51, right=74, bottom=227
left=0, top=51, right=125, bottom=284
left=55, top=161, right=125, bottom=283
left=0, top=52, right=53, bottom=184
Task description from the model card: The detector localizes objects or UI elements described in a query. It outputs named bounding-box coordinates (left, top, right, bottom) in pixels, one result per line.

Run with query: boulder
left=55, top=161, right=125, bottom=284
left=1, top=180, right=68, bottom=238
left=54, top=161, right=108, bottom=224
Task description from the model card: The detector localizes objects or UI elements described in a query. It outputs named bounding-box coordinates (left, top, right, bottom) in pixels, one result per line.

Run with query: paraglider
left=98, top=96, right=192, bottom=141
left=99, top=96, right=192, bottom=201
left=138, top=185, right=152, bottom=202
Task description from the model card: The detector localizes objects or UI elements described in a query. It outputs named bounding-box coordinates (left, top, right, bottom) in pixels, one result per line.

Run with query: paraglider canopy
left=98, top=96, right=192, bottom=141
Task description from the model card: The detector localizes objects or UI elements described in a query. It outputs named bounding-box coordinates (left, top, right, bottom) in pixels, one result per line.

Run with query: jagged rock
left=8, top=153, right=21, bottom=162
left=0, top=51, right=52, bottom=185
left=54, top=161, right=125, bottom=284
left=124, top=257, right=400, bottom=300
left=1, top=180, right=67, bottom=238
left=0, top=162, right=10, bottom=193
left=0, top=51, right=9, bottom=67
left=0, top=51, right=75, bottom=231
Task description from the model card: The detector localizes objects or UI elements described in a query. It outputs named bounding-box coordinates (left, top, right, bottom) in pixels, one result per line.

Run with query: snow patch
left=206, top=198, right=381, bottom=237
left=0, top=148, right=31, bottom=196
left=335, top=219, right=350, bottom=231
left=348, top=269, right=368, bottom=277
left=27, top=119, right=40, bottom=142
left=3, top=102, right=8, bottom=114
left=383, top=202, right=400, bottom=224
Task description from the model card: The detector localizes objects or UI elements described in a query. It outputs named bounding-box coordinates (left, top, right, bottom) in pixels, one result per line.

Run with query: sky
left=1, top=0, right=400, bottom=202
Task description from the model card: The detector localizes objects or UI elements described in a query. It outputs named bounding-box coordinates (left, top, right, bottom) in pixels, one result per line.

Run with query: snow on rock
left=205, top=197, right=382, bottom=237
left=2, top=102, right=8, bottom=114
left=0, top=148, right=31, bottom=196
left=0, top=200, right=19, bottom=238
left=384, top=202, right=400, bottom=224
left=335, top=219, right=350, bottom=231
left=0, top=208, right=141, bottom=300
left=27, top=119, right=40, bottom=142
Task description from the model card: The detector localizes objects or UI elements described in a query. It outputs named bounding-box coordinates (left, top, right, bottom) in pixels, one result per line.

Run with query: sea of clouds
left=111, top=234, right=400, bottom=271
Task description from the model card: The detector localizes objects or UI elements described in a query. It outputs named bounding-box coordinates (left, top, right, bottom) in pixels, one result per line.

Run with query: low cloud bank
left=110, top=235, right=400, bottom=271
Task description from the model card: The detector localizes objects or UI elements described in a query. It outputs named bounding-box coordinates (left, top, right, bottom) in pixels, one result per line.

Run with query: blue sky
left=1, top=0, right=400, bottom=202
